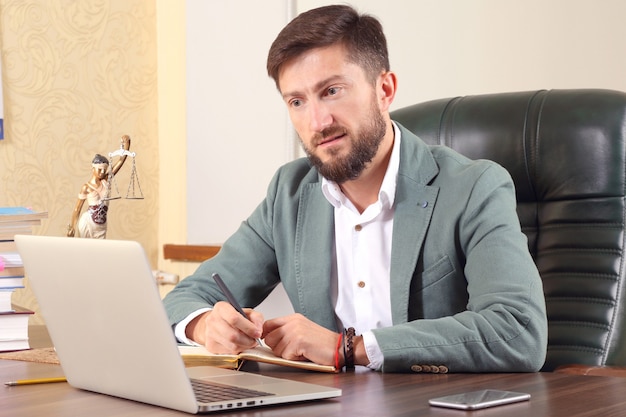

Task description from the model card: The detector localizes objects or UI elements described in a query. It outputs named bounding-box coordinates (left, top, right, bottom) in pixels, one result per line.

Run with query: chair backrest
left=391, top=89, right=626, bottom=371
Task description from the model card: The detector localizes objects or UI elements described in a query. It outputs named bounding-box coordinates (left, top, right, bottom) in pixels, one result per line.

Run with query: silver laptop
left=15, top=235, right=341, bottom=414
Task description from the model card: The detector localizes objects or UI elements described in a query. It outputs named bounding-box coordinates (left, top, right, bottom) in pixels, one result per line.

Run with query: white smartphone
left=429, top=389, right=530, bottom=410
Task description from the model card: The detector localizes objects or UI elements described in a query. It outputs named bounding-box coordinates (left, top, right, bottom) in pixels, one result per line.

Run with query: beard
left=301, top=100, right=387, bottom=184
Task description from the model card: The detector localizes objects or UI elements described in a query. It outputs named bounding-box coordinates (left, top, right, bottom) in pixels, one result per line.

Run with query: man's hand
left=262, top=313, right=340, bottom=366
left=186, top=301, right=264, bottom=354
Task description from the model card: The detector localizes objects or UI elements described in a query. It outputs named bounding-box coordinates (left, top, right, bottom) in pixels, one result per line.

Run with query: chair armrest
left=554, top=364, right=626, bottom=377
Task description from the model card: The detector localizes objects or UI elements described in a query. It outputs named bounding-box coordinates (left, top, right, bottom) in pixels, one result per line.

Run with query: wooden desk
left=4, top=359, right=626, bottom=416
left=3, top=328, right=626, bottom=416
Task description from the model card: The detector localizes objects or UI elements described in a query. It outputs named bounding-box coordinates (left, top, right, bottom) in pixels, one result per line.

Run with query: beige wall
left=155, top=0, right=191, bottom=295
left=0, top=0, right=161, bottom=323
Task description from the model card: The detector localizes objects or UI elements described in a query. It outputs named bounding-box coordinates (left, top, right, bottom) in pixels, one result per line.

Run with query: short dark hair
left=267, top=4, right=389, bottom=88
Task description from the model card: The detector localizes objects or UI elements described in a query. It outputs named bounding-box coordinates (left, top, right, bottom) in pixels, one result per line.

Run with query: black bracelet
left=344, top=327, right=355, bottom=370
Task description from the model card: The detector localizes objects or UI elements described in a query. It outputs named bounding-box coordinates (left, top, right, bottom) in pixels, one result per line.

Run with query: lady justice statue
left=66, top=135, right=134, bottom=238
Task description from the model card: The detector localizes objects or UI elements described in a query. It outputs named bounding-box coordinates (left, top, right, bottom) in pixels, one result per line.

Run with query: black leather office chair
left=391, top=89, right=626, bottom=372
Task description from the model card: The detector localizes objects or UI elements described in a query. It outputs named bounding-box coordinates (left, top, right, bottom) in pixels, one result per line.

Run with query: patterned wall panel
left=0, top=0, right=159, bottom=324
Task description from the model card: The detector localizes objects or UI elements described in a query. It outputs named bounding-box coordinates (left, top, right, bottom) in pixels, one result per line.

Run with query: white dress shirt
left=322, top=122, right=401, bottom=370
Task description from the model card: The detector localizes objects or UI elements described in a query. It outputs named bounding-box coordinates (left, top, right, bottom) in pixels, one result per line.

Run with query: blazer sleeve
left=162, top=158, right=322, bottom=329
left=162, top=177, right=283, bottom=328
left=373, top=161, right=548, bottom=373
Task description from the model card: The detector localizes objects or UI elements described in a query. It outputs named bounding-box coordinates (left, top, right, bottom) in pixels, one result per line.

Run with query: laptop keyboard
left=191, top=378, right=275, bottom=403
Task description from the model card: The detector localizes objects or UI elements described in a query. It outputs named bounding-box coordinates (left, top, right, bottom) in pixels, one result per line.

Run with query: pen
left=5, top=376, right=67, bottom=386
left=211, top=272, right=264, bottom=346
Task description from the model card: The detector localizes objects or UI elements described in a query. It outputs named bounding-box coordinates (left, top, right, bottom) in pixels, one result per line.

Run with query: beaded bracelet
left=344, top=327, right=355, bottom=370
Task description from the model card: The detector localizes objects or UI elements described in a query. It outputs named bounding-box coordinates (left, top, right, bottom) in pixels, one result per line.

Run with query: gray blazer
left=164, top=123, right=548, bottom=373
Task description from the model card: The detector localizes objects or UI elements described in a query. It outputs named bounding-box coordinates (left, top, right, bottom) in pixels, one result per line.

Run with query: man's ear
left=377, top=71, right=397, bottom=112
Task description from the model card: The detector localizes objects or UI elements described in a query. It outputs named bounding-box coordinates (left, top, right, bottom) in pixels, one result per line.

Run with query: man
left=164, top=4, right=547, bottom=373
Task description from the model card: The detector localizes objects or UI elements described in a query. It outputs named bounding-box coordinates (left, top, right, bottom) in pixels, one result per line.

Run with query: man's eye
left=327, top=87, right=339, bottom=96
left=290, top=99, right=302, bottom=108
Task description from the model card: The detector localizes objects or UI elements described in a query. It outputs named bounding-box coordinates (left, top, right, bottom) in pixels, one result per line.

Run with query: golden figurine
left=67, top=135, right=131, bottom=238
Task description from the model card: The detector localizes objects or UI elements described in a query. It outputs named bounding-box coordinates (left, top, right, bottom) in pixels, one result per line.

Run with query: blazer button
left=422, top=365, right=432, bottom=373
left=438, top=366, right=449, bottom=374
left=410, top=365, right=423, bottom=373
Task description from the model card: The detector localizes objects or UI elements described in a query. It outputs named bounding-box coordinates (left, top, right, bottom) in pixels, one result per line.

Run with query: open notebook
left=15, top=235, right=341, bottom=414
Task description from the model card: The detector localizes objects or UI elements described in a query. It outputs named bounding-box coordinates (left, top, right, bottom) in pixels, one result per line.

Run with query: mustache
left=313, top=126, right=348, bottom=145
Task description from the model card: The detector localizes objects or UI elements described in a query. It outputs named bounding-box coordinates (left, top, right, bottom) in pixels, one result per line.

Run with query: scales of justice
left=66, top=135, right=144, bottom=239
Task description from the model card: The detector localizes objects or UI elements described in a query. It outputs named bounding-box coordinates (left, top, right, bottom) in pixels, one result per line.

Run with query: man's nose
left=308, top=101, right=333, bottom=133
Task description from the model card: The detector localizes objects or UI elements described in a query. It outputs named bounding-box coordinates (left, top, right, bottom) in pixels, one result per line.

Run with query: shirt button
left=357, top=281, right=366, bottom=288
left=354, top=224, right=362, bottom=231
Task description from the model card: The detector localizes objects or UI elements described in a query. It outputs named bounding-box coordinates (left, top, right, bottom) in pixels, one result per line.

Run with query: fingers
left=264, top=318, right=307, bottom=361
left=198, top=302, right=264, bottom=354
left=261, top=314, right=290, bottom=334
left=262, top=314, right=338, bottom=366
left=246, top=309, right=265, bottom=336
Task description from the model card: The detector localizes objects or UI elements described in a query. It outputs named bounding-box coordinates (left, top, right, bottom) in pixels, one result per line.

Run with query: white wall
left=186, top=0, right=296, bottom=245
left=300, top=0, right=626, bottom=110
left=187, top=0, right=626, bottom=246
left=185, top=0, right=297, bottom=317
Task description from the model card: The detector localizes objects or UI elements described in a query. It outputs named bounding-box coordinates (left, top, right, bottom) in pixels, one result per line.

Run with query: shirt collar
left=322, top=122, right=401, bottom=209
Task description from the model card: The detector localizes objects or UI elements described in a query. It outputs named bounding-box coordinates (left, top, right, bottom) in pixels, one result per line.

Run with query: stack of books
left=0, top=206, right=48, bottom=352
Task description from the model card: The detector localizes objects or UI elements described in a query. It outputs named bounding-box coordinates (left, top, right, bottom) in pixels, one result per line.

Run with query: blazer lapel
left=390, top=180, right=438, bottom=324
left=389, top=125, right=440, bottom=324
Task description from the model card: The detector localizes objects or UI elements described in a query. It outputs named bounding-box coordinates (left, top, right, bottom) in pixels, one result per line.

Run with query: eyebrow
left=281, top=75, right=347, bottom=100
